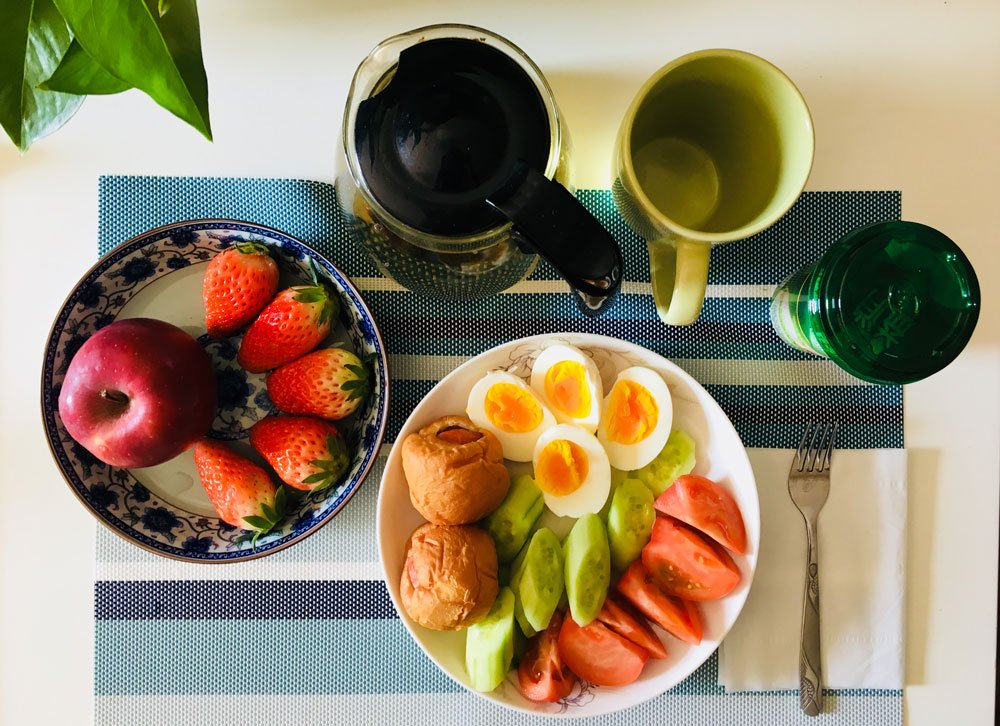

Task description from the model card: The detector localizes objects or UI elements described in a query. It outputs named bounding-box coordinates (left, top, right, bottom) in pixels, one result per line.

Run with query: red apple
left=57, top=318, right=218, bottom=468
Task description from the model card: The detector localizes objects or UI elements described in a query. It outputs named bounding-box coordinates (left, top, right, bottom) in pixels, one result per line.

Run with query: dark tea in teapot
left=355, top=38, right=551, bottom=237
left=339, top=25, right=621, bottom=314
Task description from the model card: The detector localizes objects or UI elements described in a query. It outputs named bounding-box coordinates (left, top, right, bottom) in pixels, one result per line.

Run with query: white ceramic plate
left=376, top=333, right=759, bottom=717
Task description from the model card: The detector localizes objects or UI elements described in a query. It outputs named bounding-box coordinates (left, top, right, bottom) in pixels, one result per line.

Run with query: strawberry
left=267, top=347, right=371, bottom=421
left=249, top=415, right=351, bottom=492
left=203, top=242, right=279, bottom=339
left=237, top=284, right=339, bottom=372
left=193, top=438, right=288, bottom=547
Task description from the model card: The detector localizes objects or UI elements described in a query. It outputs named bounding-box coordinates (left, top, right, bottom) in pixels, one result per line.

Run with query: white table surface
left=1, top=1, right=997, bottom=723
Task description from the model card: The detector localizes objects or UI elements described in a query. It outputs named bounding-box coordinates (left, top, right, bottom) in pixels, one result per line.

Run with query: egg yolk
left=605, top=380, right=658, bottom=445
left=484, top=383, right=542, bottom=433
left=544, top=361, right=591, bottom=419
left=536, top=439, right=590, bottom=496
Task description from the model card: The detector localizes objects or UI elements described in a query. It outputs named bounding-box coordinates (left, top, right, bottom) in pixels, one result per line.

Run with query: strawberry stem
left=307, top=255, right=323, bottom=286
left=291, top=285, right=339, bottom=327
left=303, top=257, right=341, bottom=326
left=241, top=488, right=291, bottom=550
left=341, top=361, right=372, bottom=403
left=235, top=241, right=271, bottom=256
left=302, top=434, right=350, bottom=492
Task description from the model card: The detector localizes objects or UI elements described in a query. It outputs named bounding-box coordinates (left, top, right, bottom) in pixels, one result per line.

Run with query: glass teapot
left=335, top=24, right=622, bottom=315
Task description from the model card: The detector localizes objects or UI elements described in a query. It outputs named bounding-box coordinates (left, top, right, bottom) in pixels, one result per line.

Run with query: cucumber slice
left=497, top=561, right=511, bottom=587
left=485, top=474, right=545, bottom=562
left=517, top=528, right=565, bottom=632
left=513, top=595, right=537, bottom=638
left=564, top=513, right=611, bottom=626
left=631, top=430, right=697, bottom=496
left=598, top=467, right=630, bottom=521
left=465, top=586, right=515, bottom=692
left=511, top=624, right=528, bottom=669
left=508, top=548, right=536, bottom=637
left=558, top=587, right=569, bottom=613
left=510, top=539, right=530, bottom=584
left=607, top=478, right=655, bottom=572
left=514, top=597, right=538, bottom=638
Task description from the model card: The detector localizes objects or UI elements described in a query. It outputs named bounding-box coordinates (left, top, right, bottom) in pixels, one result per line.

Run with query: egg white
left=466, top=371, right=556, bottom=462
left=597, top=366, right=673, bottom=471
left=532, top=424, right=611, bottom=518
left=529, top=344, right=603, bottom=433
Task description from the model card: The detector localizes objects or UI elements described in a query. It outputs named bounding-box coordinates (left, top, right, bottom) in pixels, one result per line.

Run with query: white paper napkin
left=718, top=448, right=906, bottom=691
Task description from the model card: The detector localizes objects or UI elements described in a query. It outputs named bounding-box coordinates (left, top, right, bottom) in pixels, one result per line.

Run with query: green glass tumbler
left=770, top=221, right=980, bottom=384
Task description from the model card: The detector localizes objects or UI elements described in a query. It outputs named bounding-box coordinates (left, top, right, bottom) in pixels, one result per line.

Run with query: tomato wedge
left=597, top=592, right=668, bottom=658
left=654, top=475, right=747, bottom=554
left=616, top=560, right=702, bottom=645
left=642, top=517, right=740, bottom=601
left=557, top=614, right=649, bottom=686
left=518, top=611, right=576, bottom=702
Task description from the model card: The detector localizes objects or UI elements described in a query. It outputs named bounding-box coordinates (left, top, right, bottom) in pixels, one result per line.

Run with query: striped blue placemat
left=94, top=176, right=902, bottom=725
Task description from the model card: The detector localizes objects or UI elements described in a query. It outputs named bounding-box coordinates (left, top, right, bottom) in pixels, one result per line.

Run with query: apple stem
left=100, top=390, right=129, bottom=405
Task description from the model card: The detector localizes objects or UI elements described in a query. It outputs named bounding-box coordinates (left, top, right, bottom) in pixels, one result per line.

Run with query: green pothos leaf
left=0, top=0, right=84, bottom=151
left=52, top=0, right=211, bottom=139
left=39, top=39, right=131, bottom=95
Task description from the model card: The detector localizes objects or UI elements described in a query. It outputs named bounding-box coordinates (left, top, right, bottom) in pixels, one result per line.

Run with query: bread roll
left=399, top=523, right=499, bottom=630
left=401, top=415, right=510, bottom=525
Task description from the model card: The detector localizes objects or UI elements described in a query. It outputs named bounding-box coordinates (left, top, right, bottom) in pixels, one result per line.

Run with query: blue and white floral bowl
left=41, top=220, right=389, bottom=562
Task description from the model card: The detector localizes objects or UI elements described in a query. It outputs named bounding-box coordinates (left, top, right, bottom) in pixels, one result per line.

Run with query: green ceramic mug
left=613, top=49, right=815, bottom=325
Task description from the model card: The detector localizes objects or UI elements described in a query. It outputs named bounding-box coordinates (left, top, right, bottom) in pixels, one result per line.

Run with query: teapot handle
left=487, top=164, right=622, bottom=316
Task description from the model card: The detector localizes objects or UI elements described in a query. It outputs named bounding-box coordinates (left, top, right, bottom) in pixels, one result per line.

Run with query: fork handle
left=799, top=517, right=822, bottom=716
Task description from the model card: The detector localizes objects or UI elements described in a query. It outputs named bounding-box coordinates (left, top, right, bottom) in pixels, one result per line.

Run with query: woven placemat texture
left=94, top=176, right=902, bottom=725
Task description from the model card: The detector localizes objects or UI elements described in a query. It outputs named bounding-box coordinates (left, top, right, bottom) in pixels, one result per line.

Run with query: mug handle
left=647, top=238, right=711, bottom=325
left=488, top=164, right=623, bottom=316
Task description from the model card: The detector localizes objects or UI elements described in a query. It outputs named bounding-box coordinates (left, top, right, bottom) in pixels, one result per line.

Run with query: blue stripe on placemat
left=97, top=177, right=905, bottom=452
left=95, top=580, right=397, bottom=620
left=94, top=176, right=902, bottom=726
left=379, top=317, right=782, bottom=344
left=96, top=176, right=369, bottom=271
left=360, top=291, right=773, bottom=324
left=384, top=390, right=901, bottom=448
left=94, top=691, right=902, bottom=726
left=97, top=179, right=900, bottom=289
left=705, top=384, right=902, bottom=407
left=95, top=617, right=718, bottom=696
left=94, top=612, right=896, bottom=702
left=573, top=188, right=902, bottom=286
left=382, top=337, right=816, bottom=360
left=390, top=381, right=902, bottom=411
left=95, top=619, right=461, bottom=695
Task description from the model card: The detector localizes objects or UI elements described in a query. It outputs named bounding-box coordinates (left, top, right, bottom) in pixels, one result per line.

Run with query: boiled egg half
left=532, top=424, right=611, bottom=518
left=466, top=371, right=556, bottom=462
left=529, top=344, right=603, bottom=433
left=596, top=366, right=672, bottom=470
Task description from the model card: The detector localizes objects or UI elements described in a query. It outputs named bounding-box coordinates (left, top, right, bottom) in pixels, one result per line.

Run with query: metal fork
left=787, top=422, right=837, bottom=717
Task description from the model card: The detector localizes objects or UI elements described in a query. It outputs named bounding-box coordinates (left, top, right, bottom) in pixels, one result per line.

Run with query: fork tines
left=794, top=422, right=839, bottom=473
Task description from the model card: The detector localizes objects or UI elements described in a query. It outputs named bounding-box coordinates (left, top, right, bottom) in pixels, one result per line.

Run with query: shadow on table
left=904, top=446, right=939, bottom=688
left=542, top=69, right=644, bottom=182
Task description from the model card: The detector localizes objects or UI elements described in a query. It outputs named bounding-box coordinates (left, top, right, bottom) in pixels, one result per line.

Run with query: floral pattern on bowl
left=201, top=334, right=279, bottom=441
left=42, top=220, right=389, bottom=562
